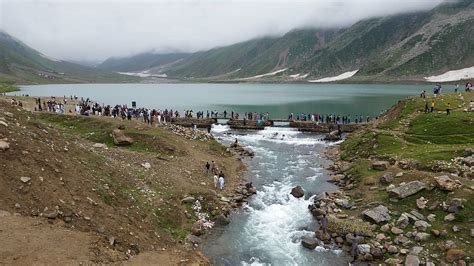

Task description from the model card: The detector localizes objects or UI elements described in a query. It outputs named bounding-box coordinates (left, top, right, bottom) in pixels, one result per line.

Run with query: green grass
left=0, top=83, right=19, bottom=93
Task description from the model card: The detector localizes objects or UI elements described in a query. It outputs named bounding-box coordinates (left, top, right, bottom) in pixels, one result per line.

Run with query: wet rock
left=214, top=214, right=231, bottom=226
left=372, top=161, right=390, bottom=171
left=0, top=140, right=10, bottom=151
left=363, top=205, right=391, bottom=224
left=446, top=249, right=465, bottom=263
left=380, top=172, right=394, bottom=184
left=444, top=213, right=455, bottom=222
left=112, top=129, right=134, bottom=146
left=414, top=220, right=431, bottom=232
left=434, top=175, right=461, bottom=191
left=324, top=131, right=341, bottom=141
left=20, top=176, right=31, bottom=183
left=301, top=236, right=318, bottom=249
left=290, top=186, right=304, bottom=198
left=405, top=255, right=420, bottom=266
left=315, top=229, right=330, bottom=243
left=388, top=181, right=426, bottom=199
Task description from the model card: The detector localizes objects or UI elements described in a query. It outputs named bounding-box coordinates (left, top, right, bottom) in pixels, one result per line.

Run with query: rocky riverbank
left=299, top=92, right=474, bottom=265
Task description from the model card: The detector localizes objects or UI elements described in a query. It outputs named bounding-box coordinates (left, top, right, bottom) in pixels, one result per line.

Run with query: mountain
left=0, top=31, right=139, bottom=84
left=98, top=52, right=190, bottom=73
left=102, top=0, right=473, bottom=82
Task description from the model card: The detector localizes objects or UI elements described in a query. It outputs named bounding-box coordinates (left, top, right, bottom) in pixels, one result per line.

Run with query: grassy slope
left=0, top=83, right=19, bottom=93
left=337, top=91, right=474, bottom=262
left=0, top=98, right=243, bottom=262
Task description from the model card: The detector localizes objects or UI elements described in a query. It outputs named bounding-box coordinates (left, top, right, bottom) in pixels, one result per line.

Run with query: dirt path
left=0, top=214, right=95, bottom=265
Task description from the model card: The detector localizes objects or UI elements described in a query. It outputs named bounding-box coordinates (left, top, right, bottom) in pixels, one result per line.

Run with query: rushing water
left=11, top=83, right=435, bottom=119
left=205, top=125, right=345, bottom=265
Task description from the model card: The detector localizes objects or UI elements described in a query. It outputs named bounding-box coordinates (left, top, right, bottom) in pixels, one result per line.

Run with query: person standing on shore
left=446, top=102, right=451, bottom=115
left=213, top=174, right=219, bottom=189
left=320, top=214, right=328, bottom=234
left=218, top=174, right=225, bottom=191
left=211, top=161, right=216, bottom=174
left=431, top=100, right=435, bottom=113
left=205, top=162, right=210, bottom=174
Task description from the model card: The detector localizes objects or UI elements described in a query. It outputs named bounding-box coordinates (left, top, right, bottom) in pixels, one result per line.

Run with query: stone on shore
left=372, top=161, right=390, bottom=171
left=379, top=172, right=394, bottom=184
left=363, top=205, right=391, bottom=224
left=405, top=255, right=420, bottom=266
left=20, top=176, right=31, bottom=183
left=301, top=236, right=318, bottom=249
left=92, top=143, right=107, bottom=149
left=388, top=181, right=426, bottom=199
left=290, top=186, right=304, bottom=198
left=445, top=249, right=465, bottom=263
left=462, top=156, right=474, bottom=167
left=112, top=129, right=134, bottom=146
left=434, top=175, right=461, bottom=191
left=0, top=140, right=9, bottom=151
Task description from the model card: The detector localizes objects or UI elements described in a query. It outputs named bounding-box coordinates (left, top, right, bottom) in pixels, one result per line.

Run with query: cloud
left=0, top=0, right=447, bottom=62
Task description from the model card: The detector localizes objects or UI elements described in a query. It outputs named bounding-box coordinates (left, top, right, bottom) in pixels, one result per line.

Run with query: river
left=10, top=83, right=432, bottom=265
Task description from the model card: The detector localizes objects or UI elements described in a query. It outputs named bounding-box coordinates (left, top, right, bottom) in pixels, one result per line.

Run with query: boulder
left=315, top=229, right=330, bottom=243
left=387, top=245, right=398, bottom=254
left=112, top=129, right=134, bottom=146
left=141, top=162, right=151, bottom=169
left=186, top=234, right=202, bottom=245
left=357, top=244, right=371, bottom=255
left=372, top=161, right=390, bottom=171
left=415, top=232, right=430, bottom=242
left=434, top=175, right=461, bottom=191
left=380, top=172, right=394, bottom=184
left=363, top=205, right=391, bottom=224
left=405, top=255, right=420, bottom=266
left=391, top=227, right=403, bottom=235
left=290, top=186, right=304, bottom=198
left=388, top=181, right=426, bottom=199
left=444, top=213, right=455, bottom=222
left=414, top=220, right=431, bottom=232
left=214, top=214, right=231, bottom=226
left=397, top=214, right=410, bottom=229
left=462, top=156, right=474, bottom=167
left=370, top=247, right=384, bottom=260
left=324, top=131, right=341, bottom=141
left=463, top=148, right=474, bottom=157
left=416, top=197, right=428, bottom=210
left=0, top=140, right=9, bottom=151
left=427, top=214, right=436, bottom=222
left=447, top=198, right=463, bottom=213
left=446, top=249, right=465, bottom=263
left=301, top=236, right=318, bottom=249
left=92, top=143, right=107, bottom=149
left=44, top=210, right=58, bottom=219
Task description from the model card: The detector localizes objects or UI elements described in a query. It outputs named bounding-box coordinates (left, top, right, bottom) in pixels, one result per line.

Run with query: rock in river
left=290, top=186, right=304, bottom=198
left=301, top=236, right=318, bottom=249
left=363, top=205, right=391, bottom=224
left=388, top=181, right=426, bottom=199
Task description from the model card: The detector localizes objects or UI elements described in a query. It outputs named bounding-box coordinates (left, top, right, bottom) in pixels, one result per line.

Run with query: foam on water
left=211, top=124, right=231, bottom=133
left=203, top=126, right=345, bottom=265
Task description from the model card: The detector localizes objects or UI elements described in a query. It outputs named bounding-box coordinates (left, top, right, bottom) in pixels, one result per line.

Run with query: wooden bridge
left=171, top=117, right=365, bottom=132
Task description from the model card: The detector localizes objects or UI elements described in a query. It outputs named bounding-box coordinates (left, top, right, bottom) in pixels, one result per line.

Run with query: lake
left=12, top=83, right=436, bottom=119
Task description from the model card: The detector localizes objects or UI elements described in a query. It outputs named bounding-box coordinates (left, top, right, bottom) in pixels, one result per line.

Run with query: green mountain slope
left=98, top=52, right=190, bottom=72
left=104, top=0, right=472, bottom=82
left=0, top=31, right=139, bottom=84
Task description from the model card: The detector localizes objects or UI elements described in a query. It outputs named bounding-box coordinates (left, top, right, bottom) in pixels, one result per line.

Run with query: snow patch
left=289, top=73, right=309, bottom=79
left=241, top=68, right=288, bottom=80
left=40, top=53, right=61, bottom=62
left=118, top=71, right=168, bottom=78
left=308, top=70, right=358, bottom=83
left=424, top=66, right=474, bottom=82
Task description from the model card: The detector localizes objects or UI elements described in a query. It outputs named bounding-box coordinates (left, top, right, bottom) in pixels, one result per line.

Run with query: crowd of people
left=205, top=161, right=226, bottom=190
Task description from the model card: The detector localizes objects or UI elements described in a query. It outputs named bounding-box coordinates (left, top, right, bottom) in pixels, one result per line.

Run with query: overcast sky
left=0, top=0, right=447, bottom=62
